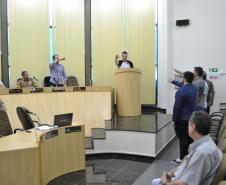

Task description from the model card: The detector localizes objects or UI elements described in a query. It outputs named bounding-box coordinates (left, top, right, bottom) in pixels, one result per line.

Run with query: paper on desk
left=36, top=125, right=58, bottom=131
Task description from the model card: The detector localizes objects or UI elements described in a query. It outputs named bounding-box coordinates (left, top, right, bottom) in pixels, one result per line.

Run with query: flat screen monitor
left=54, top=113, right=73, bottom=127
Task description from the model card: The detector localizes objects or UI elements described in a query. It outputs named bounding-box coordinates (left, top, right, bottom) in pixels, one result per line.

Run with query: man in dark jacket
left=171, top=71, right=198, bottom=164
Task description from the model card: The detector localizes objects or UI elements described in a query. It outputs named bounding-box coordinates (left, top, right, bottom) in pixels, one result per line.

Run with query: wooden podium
left=115, top=68, right=141, bottom=116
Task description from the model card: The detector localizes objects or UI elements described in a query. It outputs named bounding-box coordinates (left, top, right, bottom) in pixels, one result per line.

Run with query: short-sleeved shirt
left=17, top=78, right=36, bottom=88
left=174, top=135, right=222, bottom=185
left=118, top=60, right=134, bottom=69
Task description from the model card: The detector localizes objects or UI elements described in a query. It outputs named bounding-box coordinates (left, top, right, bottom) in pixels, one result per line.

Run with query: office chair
left=209, top=114, right=224, bottom=144
left=66, top=76, right=79, bottom=86
left=16, top=106, right=49, bottom=131
left=0, top=110, right=23, bottom=137
left=16, top=106, right=37, bottom=130
left=43, top=76, right=51, bottom=87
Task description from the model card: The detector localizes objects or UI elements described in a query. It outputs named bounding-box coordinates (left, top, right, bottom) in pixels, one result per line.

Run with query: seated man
left=152, top=111, right=222, bottom=185
left=17, top=71, right=36, bottom=88
left=115, top=51, right=134, bottom=69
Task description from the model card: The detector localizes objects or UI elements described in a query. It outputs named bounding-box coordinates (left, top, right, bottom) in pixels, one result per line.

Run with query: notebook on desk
left=54, top=113, right=73, bottom=127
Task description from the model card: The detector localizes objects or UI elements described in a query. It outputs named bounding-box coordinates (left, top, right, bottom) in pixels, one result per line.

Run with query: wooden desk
left=0, top=125, right=85, bottom=185
left=0, top=86, right=113, bottom=136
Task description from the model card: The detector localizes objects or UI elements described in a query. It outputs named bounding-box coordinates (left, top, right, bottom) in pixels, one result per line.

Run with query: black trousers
left=49, top=82, right=64, bottom=87
left=206, top=105, right=210, bottom=114
left=174, top=120, right=193, bottom=160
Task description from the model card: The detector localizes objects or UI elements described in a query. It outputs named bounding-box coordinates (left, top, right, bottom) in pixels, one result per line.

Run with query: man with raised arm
left=49, top=54, right=67, bottom=87
left=115, top=51, right=134, bottom=69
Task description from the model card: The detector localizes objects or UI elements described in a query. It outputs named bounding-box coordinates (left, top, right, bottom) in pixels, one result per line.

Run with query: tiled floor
left=133, top=139, right=179, bottom=185
left=48, top=156, right=152, bottom=185
left=47, top=138, right=179, bottom=185
left=88, top=158, right=150, bottom=183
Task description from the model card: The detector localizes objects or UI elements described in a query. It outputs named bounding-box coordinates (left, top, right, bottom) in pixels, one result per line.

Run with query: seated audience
left=151, top=111, right=222, bottom=185
left=17, top=71, right=37, bottom=88
left=115, top=51, right=134, bottom=69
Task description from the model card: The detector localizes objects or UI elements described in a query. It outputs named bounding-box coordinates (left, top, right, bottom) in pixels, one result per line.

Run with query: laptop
left=54, top=113, right=73, bottom=127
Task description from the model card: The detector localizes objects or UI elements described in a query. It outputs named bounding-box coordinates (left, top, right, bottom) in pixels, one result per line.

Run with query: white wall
left=158, top=0, right=226, bottom=113
left=157, top=0, right=174, bottom=113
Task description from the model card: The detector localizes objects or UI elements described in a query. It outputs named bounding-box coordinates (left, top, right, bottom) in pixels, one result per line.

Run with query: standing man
left=174, top=67, right=208, bottom=111
left=17, top=71, right=36, bottom=88
left=171, top=71, right=198, bottom=164
left=193, top=67, right=209, bottom=111
left=203, top=71, right=215, bottom=113
left=151, top=111, right=222, bottom=185
left=49, top=54, right=67, bottom=87
left=115, top=51, right=134, bottom=69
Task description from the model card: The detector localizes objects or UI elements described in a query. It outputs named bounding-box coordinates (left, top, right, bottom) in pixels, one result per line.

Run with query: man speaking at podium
left=49, top=54, right=67, bottom=87
left=115, top=51, right=134, bottom=69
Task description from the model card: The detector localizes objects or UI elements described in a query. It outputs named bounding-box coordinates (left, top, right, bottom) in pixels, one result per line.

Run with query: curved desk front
left=0, top=125, right=85, bottom=185
left=0, top=86, right=113, bottom=136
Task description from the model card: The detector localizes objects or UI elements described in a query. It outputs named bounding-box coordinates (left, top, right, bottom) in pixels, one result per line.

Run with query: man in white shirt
left=115, top=51, right=134, bottom=69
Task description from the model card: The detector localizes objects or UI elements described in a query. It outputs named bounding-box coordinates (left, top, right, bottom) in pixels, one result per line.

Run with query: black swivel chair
left=16, top=106, right=48, bottom=130
left=44, top=76, right=51, bottom=87
left=66, top=76, right=79, bottom=86
left=16, top=107, right=36, bottom=130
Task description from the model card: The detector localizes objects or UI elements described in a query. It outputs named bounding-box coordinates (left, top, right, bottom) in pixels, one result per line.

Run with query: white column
left=157, top=0, right=174, bottom=113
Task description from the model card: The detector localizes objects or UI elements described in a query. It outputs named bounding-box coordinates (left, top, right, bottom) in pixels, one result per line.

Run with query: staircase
left=85, top=127, right=107, bottom=150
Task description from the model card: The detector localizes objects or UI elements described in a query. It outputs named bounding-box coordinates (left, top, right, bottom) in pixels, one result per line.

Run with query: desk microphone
left=33, top=76, right=39, bottom=81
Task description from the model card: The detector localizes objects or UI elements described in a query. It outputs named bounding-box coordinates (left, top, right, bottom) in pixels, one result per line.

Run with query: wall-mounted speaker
left=176, top=19, right=190, bottom=26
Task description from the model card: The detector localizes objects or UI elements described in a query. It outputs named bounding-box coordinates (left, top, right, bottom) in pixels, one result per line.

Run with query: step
left=92, top=128, right=106, bottom=139
left=86, top=166, right=106, bottom=183
left=85, top=137, right=94, bottom=149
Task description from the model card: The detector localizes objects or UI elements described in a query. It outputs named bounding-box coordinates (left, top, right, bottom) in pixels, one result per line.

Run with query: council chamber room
left=0, top=0, right=226, bottom=185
